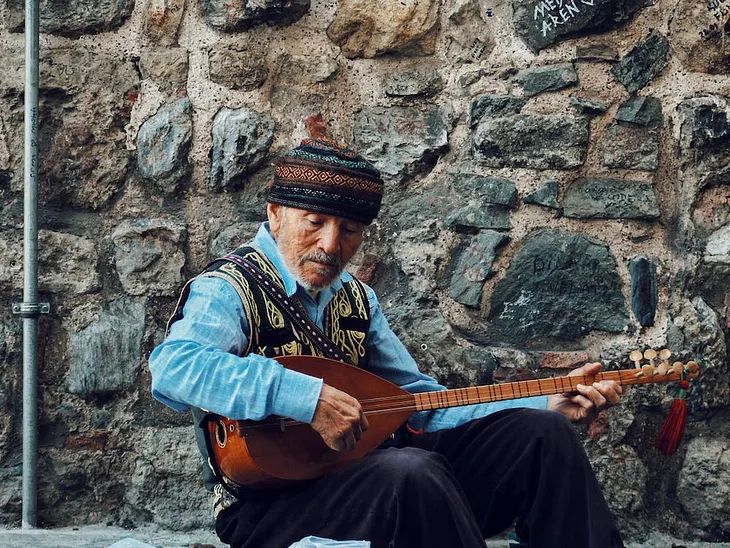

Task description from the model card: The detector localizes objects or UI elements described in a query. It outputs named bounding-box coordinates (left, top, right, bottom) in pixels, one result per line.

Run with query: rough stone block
left=563, top=178, right=660, bottom=220
left=515, top=63, right=578, bottom=97
left=611, top=31, right=670, bottom=94
left=327, top=0, right=440, bottom=58
left=569, top=97, right=609, bottom=116
left=602, top=124, right=660, bottom=171
left=704, top=224, right=730, bottom=265
left=472, top=115, right=589, bottom=170
left=450, top=230, right=508, bottom=308
left=112, top=218, right=186, bottom=297
left=209, top=47, right=269, bottom=91
left=0, top=230, right=100, bottom=294
left=616, top=96, right=663, bottom=127
left=353, top=106, right=450, bottom=181
left=513, top=0, right=651, bottom=52
left=137, top=98, right=192, bottom=194
left=202, top=0, right=310, bottom=31
left=489, top=229, right=628, bottom=341
left=384, top=67, right=444, bottom=98
left=468, top=95, right=527, bottom=128
left=139, top=48, right=189, bottom=92
left=629, top=256, right=658, bottom=327
left=7, top=0, right=134, bottom=35
left=209, top=108, right=275, bottom=191
left=444, top=204, right=512, bottom=233
left=451, top=174, right=517, bottom=207
left=67, top=299, right=146, bottom=396
left=524, top=179, right=560, bottom=209
left=276, top=54, right=339, bottom=85
left=145, top=0, right=185, bottom=46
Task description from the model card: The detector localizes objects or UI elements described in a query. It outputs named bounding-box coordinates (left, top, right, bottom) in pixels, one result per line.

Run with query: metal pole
left=22, top=0, right=40, bottom=529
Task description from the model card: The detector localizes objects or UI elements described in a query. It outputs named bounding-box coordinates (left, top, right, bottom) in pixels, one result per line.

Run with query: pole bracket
left=12, top=302, right=51, bottom=318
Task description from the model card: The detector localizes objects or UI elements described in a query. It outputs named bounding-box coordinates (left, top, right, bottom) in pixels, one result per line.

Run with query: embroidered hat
left=266, top=115, right=384, bottom=225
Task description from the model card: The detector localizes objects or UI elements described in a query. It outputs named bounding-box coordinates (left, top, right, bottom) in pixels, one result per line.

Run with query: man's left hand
left=546, top=362, right=623, bottom=422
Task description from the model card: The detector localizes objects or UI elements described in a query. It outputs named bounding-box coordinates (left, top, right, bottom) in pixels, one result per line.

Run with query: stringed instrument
left=204, top=349, right=699, bottom=490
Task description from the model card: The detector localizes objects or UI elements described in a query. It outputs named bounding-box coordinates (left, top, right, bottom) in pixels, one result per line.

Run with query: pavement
left=1, top=526, right=730, bottom=548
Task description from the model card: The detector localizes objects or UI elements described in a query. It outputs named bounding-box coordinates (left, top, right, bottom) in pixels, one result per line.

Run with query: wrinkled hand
left=547, top=362, right=623, bottom=422
left=311, top=383, right=369, bottom=452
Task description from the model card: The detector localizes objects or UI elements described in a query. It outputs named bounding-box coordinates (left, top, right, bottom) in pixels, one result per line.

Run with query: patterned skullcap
left=267, top=118, right=384, bottom=224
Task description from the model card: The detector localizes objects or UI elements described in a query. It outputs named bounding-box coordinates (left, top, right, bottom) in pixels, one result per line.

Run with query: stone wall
left=0, top=0, right=729, bottom=541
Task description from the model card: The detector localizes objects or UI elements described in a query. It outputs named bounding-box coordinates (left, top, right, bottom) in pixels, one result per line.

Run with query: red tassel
left=655, top=380, right=690, bottom=455
left=305, top=113, right=328, bottom=140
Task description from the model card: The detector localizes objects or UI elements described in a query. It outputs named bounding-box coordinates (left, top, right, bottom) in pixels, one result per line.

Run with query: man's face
left=267, top=204, right=365, bottom=292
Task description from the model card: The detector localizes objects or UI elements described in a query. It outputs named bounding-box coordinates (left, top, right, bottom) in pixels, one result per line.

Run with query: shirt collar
left=251, top=222, right=349, bottom=299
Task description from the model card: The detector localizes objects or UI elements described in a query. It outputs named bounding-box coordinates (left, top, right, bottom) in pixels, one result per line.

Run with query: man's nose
left=318, top=224, right=341, bottom=255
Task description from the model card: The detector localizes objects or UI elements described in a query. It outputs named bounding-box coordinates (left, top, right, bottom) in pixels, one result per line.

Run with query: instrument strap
left=220, top=252, right=354, bottom=365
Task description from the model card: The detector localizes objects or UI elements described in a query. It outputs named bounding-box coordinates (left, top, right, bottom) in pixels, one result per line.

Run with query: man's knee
left=370, top=447, right=455, bottom=493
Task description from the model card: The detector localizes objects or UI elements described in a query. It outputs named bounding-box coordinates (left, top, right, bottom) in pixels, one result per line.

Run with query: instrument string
left=233, top=370, right=675, bottom=433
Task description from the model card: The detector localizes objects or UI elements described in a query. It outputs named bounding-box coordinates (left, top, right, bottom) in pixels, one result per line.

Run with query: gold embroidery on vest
left=328, top=284, right=367, bottom=365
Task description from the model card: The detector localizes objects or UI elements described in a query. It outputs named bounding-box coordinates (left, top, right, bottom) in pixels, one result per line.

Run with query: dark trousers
left=216, top=408, right=624, bottom=548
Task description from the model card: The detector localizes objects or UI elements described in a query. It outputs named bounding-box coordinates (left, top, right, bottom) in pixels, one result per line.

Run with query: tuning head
left=629, top=349, right=699, bottom=379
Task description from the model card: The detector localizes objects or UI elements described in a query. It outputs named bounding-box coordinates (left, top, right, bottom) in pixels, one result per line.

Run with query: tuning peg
left=659, top=349, right=672, bottom=360
left=671, top=361, right=684, bottom=376
left=644, top=349, right=658, bottom=366
left=686, top=361, right=699, bottom=374
left=657, top=361, right=669, bottom=376
left=630, top=350, right=643, bottom=368
left=642, top=364, right=655, bottom=377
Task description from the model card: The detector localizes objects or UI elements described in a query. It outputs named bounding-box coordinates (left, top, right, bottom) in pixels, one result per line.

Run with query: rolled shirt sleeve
left=149, top=276, right=323, bottom=424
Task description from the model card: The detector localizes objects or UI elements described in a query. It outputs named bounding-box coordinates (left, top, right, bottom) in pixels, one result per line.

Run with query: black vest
left=166, top=245, right=372, bottom=493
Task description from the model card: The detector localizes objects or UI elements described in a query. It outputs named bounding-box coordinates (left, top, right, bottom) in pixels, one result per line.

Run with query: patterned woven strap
left=221, top=253, right=352, bottom=364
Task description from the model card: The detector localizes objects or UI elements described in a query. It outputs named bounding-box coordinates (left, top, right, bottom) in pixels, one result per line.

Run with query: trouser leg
left=410, top=408, right=624, bottom=548
left=216, top=446, right=487, bottom=548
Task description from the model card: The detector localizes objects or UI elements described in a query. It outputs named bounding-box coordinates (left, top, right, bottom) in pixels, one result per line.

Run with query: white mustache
left=299, top=251, right=341, bottom=269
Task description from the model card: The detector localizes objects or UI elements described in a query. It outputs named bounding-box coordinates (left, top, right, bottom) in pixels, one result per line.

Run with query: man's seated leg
left=216, top=446, right=488, bottom=548
left=410, top=408, right=624, bottom=548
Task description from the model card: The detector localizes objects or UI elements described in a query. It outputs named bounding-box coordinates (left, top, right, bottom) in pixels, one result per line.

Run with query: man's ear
left=267, top=203, right=283, bottom=238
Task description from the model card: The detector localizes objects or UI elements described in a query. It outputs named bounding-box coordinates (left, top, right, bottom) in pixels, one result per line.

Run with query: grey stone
left=489, top=229, right=628, bottom=341
left=611, top=31, right=670, bottom=94
left=108, top=540, right=156, bottom=548
left=472, top=115, right=589, bottom=170
left=66, top=300, right=146, bottom=397
left=591, top=444, right=647, bottom=515
left=524, top=179, right=560, bottom=209
left=124, top=427, right=212, bottom=529
left=202, top=0, right=310, bottom=31
left=7, top=0, right=134, bottom=35
left=629, top=256, right=657, bottom=327
left=468, top=94, right=527, bottom=128
left=112, top=218, right=186, bottom=297
left=353, top=106, right=451, bottom=181
left=677, top=95, right=730, bottom=189
left=209, top=46, right=269, bottom=91
left=444, top=204, right=512, bottom=233
left=277, top=54, right=339, bottom=85
left=384, top=67, right=444, bottom=98
left=576, top=43, right=619, bottom=61
left=209, top=222, right=262, bottom=260
left=616, top=96, right=663, bottom=127
left=450, top=231, right=508, bottom=308
left=512, top=0, right=652, bottom=52
left=569, top=97, right=609, bottom=116
left=704, top=224, right=730, bottom=266
left=209, top=108, right=275, bottom=191
left=451, top=174, right=518, bottom=207
left=136, top=98, right=192, bottom=194
left=602, top=124, right=660, bottom=171
left=138, top=48, right=189, bottom=92
left=563, top=178, right=660, bottom=220
left=677, top=437, right=730, bottom=533
left=0, top=230, right=100, bottom=294
left=515, top=63, right=578, bottom=97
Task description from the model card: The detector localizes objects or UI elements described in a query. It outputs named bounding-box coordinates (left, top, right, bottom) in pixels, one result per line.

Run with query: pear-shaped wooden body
left=206, top=355, right=416, bottom=489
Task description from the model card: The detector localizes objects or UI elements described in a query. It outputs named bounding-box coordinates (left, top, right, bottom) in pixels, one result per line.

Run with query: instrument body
left=205, top=352, right=698, bottom=489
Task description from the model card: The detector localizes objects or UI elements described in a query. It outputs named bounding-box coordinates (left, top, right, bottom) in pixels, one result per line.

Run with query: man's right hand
left=311, top=383, right=369, bottom=452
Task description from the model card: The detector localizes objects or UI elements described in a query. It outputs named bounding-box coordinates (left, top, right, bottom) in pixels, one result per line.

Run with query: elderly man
left=149, top=125, right=624, bottom=548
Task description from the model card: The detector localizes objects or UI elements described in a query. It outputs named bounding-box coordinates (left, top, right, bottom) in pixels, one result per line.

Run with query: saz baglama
left=203, top=349, right=698, bottom=490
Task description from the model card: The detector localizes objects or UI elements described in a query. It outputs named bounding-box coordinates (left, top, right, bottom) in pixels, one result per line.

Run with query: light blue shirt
left=148, top=223, right=547, bottom=432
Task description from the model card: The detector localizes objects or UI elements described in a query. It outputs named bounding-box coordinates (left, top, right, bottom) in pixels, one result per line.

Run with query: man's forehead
left=282, top=206, right=363, bottom=226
